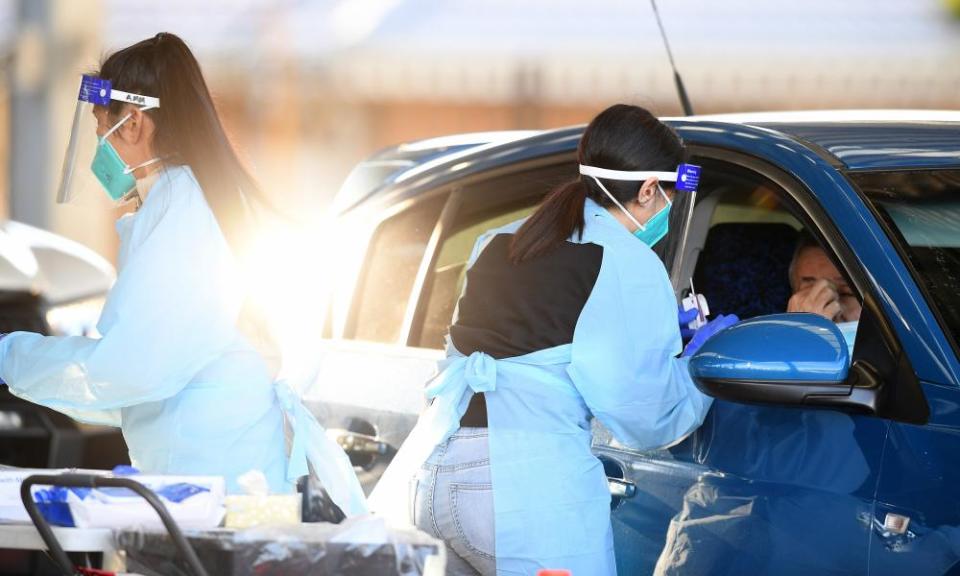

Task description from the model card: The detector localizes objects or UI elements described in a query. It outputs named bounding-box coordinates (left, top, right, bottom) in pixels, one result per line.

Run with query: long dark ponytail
left=509, top=104, right=684, bottom=264
left=97, top=32, right=264, bottom=253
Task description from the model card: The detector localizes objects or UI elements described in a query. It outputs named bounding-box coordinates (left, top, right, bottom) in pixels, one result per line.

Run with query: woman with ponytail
left=370, top=104, right=736, bottom=574
left=0, top=33, right=365, bottom=515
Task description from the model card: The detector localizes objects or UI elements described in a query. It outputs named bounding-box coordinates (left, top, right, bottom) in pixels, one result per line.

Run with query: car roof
left=331, top=131, right=540, bottom=213
left=339, top=110, right=960, bottom=212
left=707, top=110, right=960, bottom=171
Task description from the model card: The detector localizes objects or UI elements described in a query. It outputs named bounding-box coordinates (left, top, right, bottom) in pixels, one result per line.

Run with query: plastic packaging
left=0, top=467, right=107, bottom=523
left=223, top=470, right=299, bottom=529
left=29, top=472, right=225, bottom=529
left=115, top=515, right=445, bottom=576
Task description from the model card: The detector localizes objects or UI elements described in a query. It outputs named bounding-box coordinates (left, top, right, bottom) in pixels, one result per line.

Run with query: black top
left=450, top=233, right=604, bottom=359
left=451, top=233, right=604, bottom=427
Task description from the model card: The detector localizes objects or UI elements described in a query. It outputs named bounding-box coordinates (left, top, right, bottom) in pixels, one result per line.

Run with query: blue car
left=313, top=111, right=960, bottom=574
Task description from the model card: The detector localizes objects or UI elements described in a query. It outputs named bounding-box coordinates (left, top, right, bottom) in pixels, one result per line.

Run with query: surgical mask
left=631, top=186, right=672, bottom=247
left=837, top=320, right=858, bottom=357
left=90, top=113, right=161, bottom=202
left=584, top=172, right=672, bottom=248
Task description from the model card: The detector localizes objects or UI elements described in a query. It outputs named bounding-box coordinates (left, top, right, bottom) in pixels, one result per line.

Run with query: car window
left=598, top=159, right=864, bottom=454
left=690, top=163, right=862, bottom=336
left=348, top=195, right=447, bottom=344
left=404, top=161, right=578, bottom=349
left=709, top=187, right=802, bottom=229
left=699, top=185, right=860, bottom=332
left=688, top=179, right=806, bottom=321
left=848, top=169, right=960, bottom=354
left=413, top=205, right=537, bottom=349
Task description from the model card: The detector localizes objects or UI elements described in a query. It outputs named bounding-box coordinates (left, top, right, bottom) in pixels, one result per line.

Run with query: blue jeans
left=414, top=427, right=496, bottom=576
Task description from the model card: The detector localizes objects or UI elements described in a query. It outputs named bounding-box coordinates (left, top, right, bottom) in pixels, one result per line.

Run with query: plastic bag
left=116, top=515, right=445, bottom=576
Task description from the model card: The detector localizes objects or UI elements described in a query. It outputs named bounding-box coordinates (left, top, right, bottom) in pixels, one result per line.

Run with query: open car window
left=678, top=159, right=860, bottom=321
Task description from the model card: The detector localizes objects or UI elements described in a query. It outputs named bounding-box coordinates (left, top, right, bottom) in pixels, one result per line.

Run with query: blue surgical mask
left=631, top=186, right=672, bottom=247
left=836, top=320, right=858, bottom=358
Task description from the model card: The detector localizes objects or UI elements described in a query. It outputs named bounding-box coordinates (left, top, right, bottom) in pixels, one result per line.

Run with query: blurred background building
left=0, top=0, right=957, bottom=259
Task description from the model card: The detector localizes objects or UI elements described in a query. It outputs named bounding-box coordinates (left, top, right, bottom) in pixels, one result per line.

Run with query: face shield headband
left=577, top=163, right=701, bottom=231
left=56, top=75, right=161, bottom=206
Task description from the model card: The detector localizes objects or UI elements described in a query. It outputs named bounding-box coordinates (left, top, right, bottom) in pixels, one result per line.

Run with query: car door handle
left=335, top=431, right=391, bottom=456
left=608, top=477, right=637, bottom=499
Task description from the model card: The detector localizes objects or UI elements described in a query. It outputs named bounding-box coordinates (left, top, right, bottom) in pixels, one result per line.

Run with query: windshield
left=847, top=170, right=960, bottom=351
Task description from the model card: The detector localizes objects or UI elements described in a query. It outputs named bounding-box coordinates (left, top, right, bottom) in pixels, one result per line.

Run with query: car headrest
left=692, top=222, right=799, bottom=319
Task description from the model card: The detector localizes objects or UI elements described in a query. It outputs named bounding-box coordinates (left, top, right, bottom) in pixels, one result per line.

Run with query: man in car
left=786, top=232, right=861, bottom=323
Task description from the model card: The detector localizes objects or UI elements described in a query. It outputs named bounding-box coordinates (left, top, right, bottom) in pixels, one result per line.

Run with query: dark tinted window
left=848, top=170, right=960, bottom=352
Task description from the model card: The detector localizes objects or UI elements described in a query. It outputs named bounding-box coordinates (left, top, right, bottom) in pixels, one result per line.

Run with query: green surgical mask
left=90, top=113, right=161, bottom=202
left=91, top=137, right=137, bottom=201
left=631, top=186, right=672, bottom=247
left=587, top=172, right=673, bottom=248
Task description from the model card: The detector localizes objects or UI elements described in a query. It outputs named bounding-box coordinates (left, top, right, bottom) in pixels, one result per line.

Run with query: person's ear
left=117, top=106, right=145, bottom=145
left=635, top=177, right=660, bottom=205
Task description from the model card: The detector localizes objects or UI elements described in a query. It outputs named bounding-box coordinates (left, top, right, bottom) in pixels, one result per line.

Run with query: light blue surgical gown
left=0, top=166, right=366, bottom=514
left=370, top=197, right=713, bottom=574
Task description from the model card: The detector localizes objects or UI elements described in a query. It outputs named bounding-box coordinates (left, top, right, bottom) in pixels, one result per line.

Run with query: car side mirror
left=689, top=313, right=871, bottom=411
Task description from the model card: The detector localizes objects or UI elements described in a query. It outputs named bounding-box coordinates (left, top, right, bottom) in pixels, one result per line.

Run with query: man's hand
left=788, top=279, right=842, bottom=321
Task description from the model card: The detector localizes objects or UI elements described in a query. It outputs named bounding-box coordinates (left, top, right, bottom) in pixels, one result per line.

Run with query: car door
left=845, top=169, right=960, bottom=576
left=307, top=160, right=575, bottom=491
left=304, top=192, right=451, bottom=491
left=598, top=153, right=894, bottom=575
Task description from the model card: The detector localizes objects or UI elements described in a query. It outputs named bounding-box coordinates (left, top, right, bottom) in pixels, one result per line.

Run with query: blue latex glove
left=682, top=314, right=740, bottom=357
left=678, top=306, right=700, bottom=340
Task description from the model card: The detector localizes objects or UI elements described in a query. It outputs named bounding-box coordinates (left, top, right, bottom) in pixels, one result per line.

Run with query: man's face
left=791, top=246, right=862, bottom=322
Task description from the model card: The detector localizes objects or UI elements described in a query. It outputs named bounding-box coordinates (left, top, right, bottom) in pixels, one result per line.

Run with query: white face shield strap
left=578, top=163, right=701, bottom=230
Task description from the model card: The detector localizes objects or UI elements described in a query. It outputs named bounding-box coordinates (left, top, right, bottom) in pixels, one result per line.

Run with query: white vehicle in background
left=0, top=220, right=125, bottom=470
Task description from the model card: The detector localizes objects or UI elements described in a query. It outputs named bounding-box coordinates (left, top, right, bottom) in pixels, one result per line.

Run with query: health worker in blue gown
left=369, top=104, right=737, bottom=575
left=0, top=33, right=365, bottom=515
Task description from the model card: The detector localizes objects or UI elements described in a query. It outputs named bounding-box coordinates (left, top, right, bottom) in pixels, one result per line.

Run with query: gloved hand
left=678, top=306, right=700, bottom=340
left=681, top=314, right=739, bottom=357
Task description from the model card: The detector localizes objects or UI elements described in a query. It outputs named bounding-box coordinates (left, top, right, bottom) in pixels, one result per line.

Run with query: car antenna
left=649, top=0, right=695, bottom=116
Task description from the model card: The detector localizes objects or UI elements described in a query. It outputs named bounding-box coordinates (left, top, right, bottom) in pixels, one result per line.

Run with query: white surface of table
left=0, top=523, right=115, bottom=552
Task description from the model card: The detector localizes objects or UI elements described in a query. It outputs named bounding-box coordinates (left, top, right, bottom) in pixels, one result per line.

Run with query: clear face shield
left=578, top=162, right=702, bottom=296
left=57, top=75, right=161, bottom=208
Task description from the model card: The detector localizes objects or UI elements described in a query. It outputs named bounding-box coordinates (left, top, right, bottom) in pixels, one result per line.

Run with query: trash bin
left=115, top=519, right=445, bottom=576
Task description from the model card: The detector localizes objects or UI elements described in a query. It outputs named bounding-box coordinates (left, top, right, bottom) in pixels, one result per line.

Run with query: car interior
left=679, top=159, right=862, bottom=324
left=352, top=154, right=865, bottom=355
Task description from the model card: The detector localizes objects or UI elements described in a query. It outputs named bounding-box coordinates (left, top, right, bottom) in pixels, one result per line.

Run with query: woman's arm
left=568, top=248, right=712, bottom=450
left=0, top=175, right=242, bottom=413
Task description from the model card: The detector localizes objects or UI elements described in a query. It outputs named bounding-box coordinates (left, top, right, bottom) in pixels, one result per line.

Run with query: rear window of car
left=847, top=169, right=960, bottom=353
